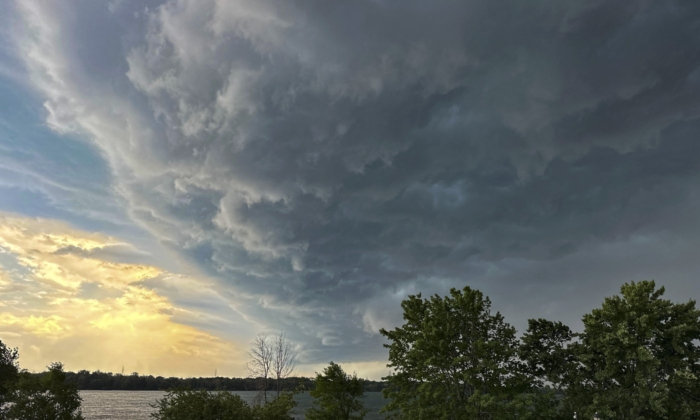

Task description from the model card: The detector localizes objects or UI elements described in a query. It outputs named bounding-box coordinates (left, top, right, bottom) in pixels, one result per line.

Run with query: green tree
left=151, top=389, right=296, bottom=420
left=581, top=280, right=700, bottom=419
left=256, top=392, right=297, bottom=420
left=522, top=280, right=700, bottom=419
left=520, top=318, right=582, bottom=418
left=7, top=362, right=84, bottom=420
left=306, top=362, right=368, bottom=420
left=0, top=340, right=19, bottom=418
left=520, top=319, right=574, bottom=387
left=380, top=286, right=557, bottom=420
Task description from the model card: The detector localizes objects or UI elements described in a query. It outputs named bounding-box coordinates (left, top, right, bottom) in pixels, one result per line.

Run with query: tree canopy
left=380, top=286, right=557, bottom=420
left=150, top=389, right=296, bottom=420
left=0, top=340, right=19, bottom=419
left=522, top=280, right=700, bottom=419
left=306, top=362, right=368, bottom=420
left=4, top=361, right=83, bottom=420
left=0, top=341, right=83, bottom=420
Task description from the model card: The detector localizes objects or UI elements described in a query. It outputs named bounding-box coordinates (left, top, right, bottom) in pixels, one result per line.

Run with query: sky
left=1, top=0, right=700, bottom=380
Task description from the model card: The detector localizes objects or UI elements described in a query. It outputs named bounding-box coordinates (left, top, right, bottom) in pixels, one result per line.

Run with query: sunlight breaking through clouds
left=0, top=213, right=244, bottom=377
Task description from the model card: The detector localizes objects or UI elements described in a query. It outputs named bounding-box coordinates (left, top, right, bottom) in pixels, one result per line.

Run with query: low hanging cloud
left=6, top=0, right=700, bottom=373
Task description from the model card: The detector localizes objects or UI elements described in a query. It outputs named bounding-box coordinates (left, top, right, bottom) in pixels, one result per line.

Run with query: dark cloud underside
left=11, top=0, right=700, bottom=365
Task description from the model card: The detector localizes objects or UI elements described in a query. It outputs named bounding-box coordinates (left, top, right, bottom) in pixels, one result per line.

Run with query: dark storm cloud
left=14, top=0, right=700, bottom=365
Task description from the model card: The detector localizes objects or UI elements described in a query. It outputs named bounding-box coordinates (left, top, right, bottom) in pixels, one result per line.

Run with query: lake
left=80, top=390, right=388, bottom=419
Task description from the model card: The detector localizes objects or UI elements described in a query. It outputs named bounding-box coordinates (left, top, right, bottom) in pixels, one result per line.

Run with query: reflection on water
left=80, top=390, right=387, bottom=420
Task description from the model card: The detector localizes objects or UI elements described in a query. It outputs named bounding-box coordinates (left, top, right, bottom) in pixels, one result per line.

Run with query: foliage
left=1, top=343, right=83, bottom=420
left=380, top=286, right=557, bottom=420
left=522, top=280, right=700, bottom=419
left=520, top=318, right=575, bottom=387
left=150, top=389, right=296, bottom=420
left=306, top=362, right=369, bottom=420
left=6, top=362, right=84, bottom=420
left=151, top=389, right=250, bottom=420
left=579, top=280, right=700, bottom=419
left=256, top=392, right=297, bottom=420
left=0, top=340, right=19, bottom=418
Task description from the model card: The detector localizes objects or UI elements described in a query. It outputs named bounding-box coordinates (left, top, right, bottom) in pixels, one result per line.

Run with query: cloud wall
left=3, top=0, right=700, bottom=376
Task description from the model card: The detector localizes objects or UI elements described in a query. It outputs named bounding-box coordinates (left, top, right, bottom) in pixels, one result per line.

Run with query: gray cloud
left=12, top=0, right=700, bottom=367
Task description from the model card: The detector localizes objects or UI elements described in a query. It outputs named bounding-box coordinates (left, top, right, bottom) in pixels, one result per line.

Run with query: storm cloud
left=6, top=0, right=700, bottom=372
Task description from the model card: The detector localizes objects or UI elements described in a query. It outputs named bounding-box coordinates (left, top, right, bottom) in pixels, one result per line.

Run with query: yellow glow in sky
left=0, top=213, right=246, bottom=377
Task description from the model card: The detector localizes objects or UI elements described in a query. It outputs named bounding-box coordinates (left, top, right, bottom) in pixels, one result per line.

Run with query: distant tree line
left=22, top=370, right=388, bottom=393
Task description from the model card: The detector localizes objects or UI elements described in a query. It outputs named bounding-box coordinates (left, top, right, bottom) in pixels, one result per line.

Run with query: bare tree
left=246, top=333, right=273, bottom=403
left=272, top=332, right=298, bottom=396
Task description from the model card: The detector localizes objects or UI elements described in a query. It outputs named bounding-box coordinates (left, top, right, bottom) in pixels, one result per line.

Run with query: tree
left=581, top=280, right=700, bottom=419
left=151, top=388, right=296, bottom=420
left=522, top=280, right=700, bottom=419
left=520, top=318, right=576, bottom=389
left=0, top=340, right=19, bottom=418
left=0, top=343, right=83, bottom=420
left=7, top=362, right=84, bottom=420
left=272, top=332, right=298, bottom=397
left=380, top=286, right=557, bottom=420
left=306, top=362, right=368, bottom=420
left=247, top=334, right=274, bottom=403
left=247, top=332, right=298, bottom=401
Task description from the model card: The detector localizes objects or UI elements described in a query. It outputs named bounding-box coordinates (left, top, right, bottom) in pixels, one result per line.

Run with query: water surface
left=80, top=390, right=387, bottom=419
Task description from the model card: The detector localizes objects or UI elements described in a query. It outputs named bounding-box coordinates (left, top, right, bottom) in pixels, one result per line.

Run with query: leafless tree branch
left=272, top=332, right=298, bottom=397
left=246, top=333, right=273, bottom=403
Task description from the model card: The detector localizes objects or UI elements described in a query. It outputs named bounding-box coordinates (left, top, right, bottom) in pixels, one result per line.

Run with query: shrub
left=151, top=389, right=296, bottom=420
